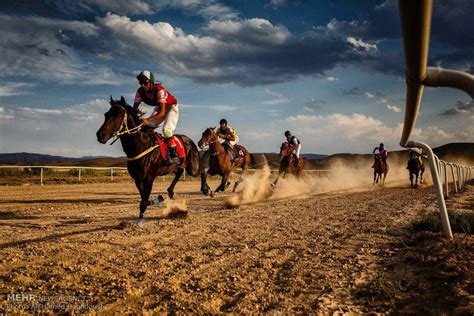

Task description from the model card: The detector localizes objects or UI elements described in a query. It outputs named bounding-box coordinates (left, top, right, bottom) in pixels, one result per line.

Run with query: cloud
left=346, top=37, right=378, bottom=53
left=0, top=99, right=117, bottom=156
left=208, top=105, right=237, bottom=111
left=441, top=100, right=474, bottom=115
left=343, top=87, right=401, bottom=113
left=262, top=99, right=290, bottom=105
left=268, top=0, right=303, bottom=8
left=386, top=104, right=401, bottom=113
left=0, top=82, right=36, bottom=96
left=0, top=14, right=130, bottom=85
left=284, top=112, right=467, bottom=153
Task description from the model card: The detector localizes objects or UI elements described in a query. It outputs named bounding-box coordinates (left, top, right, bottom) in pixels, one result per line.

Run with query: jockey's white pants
left=292, top=144, right=301, bottom=158
left=218, top=135, right=239, bottom=147
left=147, top=104, right=179, bottom=138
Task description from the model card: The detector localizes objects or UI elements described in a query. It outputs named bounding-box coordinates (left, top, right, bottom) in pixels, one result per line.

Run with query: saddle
left=233, top=145, right=247, bottom=158
left=153, top=132, right=185, bottom=160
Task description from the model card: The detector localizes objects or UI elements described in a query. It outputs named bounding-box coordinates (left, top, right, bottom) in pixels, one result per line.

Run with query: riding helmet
left=137, top=70, right=155, bottom=82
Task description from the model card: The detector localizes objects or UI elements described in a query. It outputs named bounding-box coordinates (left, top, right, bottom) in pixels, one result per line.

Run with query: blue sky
left=0, top=0, right=473, bottom=157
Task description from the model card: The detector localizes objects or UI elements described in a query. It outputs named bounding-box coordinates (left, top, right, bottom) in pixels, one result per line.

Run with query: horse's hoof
left=209, top=191, right=214, bottom=198
left=167, top=189, right=174, bottom=199
left=137, top=218, right=145, bottom=226
left=201, top=188, right=209, bottom=196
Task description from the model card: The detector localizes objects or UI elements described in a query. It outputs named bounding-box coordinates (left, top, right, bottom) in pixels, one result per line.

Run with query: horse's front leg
left=373, top=171, right=377, bottom=185
left=409, top=172, right=414, bottom=187
left=420, top=167, right=424, bottom=184
left=273, top=170, right=283, bottom=186
left=135, top=177, right=153, bottom=224
left=167, top=167, right=184, bottom=199
left=233, top=168, right=247, bottom=193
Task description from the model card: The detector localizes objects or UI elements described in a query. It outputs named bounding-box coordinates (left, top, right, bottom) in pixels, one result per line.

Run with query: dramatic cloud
left=0, top=14, right=130, bottom=84
left=285, top=113, right=465, bottom=153
left=441, top=100, right=474, bottom=116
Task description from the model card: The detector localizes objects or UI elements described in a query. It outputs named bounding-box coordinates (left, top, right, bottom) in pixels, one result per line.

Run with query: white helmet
left=137, top=70, right=155, bottom=82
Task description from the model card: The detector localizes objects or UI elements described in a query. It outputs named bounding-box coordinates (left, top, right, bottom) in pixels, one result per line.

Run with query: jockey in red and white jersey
left=133, top=70, right=180, bottom=164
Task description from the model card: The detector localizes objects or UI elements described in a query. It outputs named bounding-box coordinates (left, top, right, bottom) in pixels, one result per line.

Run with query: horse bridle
left=110, top=108, right=144, bottom=145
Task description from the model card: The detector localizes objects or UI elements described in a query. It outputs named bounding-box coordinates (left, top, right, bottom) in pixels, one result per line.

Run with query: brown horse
left=373, top=153, right=388, bottom=185
left=96, top=96, right=200, bottom=223
left=273, top=142, right=305, bottom=186
left=198, top=127, right=251, bottom=196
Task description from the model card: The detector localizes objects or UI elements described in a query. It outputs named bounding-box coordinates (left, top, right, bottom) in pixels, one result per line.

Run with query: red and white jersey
left=134, top=84, right=177, bottom=110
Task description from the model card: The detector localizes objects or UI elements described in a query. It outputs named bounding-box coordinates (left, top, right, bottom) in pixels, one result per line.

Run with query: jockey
left=372, top=143, right=388, bottom=168
left=285, top=131, right=301, bottom=166
left=132, top=70, right=180, bottom=164
left=407, top=148, right=423, bottom=169
left=216, top=119, right=240, bottom=161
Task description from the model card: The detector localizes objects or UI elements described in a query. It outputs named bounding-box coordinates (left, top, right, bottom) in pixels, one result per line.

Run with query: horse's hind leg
left=216, top=173, right=229, bottom=193
left=420, top=168, right=424, bottom=184
left=167, top=167, right=184, bottom=199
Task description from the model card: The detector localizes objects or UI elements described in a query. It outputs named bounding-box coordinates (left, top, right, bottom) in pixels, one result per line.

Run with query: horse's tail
left=179, top=135, right=200, bottom=177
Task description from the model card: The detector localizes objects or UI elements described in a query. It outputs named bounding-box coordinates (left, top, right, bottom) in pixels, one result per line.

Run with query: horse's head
left=198, top=127, right=217, bottom=149
left=279, top=142, right=291, bottom=158
left=96, top=96, right=137, bottom=144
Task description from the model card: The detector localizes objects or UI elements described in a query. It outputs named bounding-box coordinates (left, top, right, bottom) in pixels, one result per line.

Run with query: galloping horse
left=373, top=153, right=388, bottom=185
left=273, top=142, right=305, bottom=186
left=198, top=127, right=251, bottom=196
left=407, top=156, right=425, bottom=188
left=96, top=96, right=200, bottom=223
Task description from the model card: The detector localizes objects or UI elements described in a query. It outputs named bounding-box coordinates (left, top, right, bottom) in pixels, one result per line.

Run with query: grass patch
left=413, top=210, right=473, bottom=234
left=357, top=273, right=408, bottom=301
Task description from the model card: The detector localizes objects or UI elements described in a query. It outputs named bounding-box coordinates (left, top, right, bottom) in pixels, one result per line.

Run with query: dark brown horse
left=96, top=96, right=200, bottom=223
left=197, top=127, right=251, bottom=196
left=373, top=153, right=388, bottom=185
left=407, top=157, right=425, bottom=188
left=272, top=142, right=305, bottom=186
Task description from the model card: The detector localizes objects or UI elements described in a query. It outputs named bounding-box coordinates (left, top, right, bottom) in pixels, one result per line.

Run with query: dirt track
left=0, top=180, right=472, bottom=314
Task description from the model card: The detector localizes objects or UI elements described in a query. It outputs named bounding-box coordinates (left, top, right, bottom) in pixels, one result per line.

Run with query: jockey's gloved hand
left=137, top=108, right=147, bottom=117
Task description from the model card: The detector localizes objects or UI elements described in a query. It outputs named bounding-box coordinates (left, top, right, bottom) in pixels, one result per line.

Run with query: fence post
left=78, top=169, right=81, bottom=182
left=111, top=168, right=114, bottom=181
left=407, top=141, right=452, bottom=238
left=40, top=168, right=44, bottom=186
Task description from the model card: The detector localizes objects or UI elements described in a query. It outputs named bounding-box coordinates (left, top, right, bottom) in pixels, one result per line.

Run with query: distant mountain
left=0, top=152, right=81, bottom=164
left=301, top=153, right=328, bottom=160
left=1, top=143, right=472, bottom=168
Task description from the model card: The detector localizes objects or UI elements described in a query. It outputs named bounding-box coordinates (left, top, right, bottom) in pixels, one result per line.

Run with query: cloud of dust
left=161, top=199, right=188, bottom=217
left=227, top=158, right=432, bottom=207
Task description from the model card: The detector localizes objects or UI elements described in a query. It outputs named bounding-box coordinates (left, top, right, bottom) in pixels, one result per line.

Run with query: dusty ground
left=0, top=178, right=472, bottom=314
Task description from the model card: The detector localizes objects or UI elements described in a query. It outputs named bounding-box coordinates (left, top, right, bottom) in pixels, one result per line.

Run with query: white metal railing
left=0, top=165, right=127, bottom=185
left=406, top=141, right=473, bottom=239
left=0, top=165, right=331, bottom=185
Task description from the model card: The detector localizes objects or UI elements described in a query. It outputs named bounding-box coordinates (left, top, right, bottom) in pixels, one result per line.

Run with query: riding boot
left=168, top=146, right=181, bottom=165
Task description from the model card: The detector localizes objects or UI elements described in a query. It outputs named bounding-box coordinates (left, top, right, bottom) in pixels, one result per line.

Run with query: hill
left=0, top=143, right=472, bottom=169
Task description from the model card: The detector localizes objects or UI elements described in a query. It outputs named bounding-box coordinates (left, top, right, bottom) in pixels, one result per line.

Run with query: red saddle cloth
left=154, top=133, right=185, bottom=160
left=233, top=145, right=247, bottom=158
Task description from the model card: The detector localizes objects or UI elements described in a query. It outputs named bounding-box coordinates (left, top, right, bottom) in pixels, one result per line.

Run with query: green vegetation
left=357, top=273, right=408, bottom=301
left=413, top=210, right=473, bottom=234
